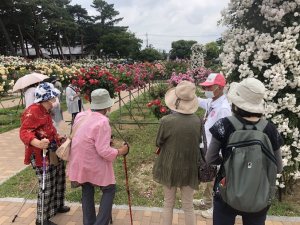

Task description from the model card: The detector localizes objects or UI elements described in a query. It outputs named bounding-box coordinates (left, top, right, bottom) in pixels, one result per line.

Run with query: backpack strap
left=254, top=119, right=268, bottom=132
left=227, top=116, right=244, bottom=131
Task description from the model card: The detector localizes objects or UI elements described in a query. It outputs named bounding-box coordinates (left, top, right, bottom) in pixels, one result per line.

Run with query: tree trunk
left=64, top=28, right=72, bottom=61
left=80, top=28, right=84, bottom=59
left=57, top=26, right=64, bottom=60
left=33, top=29, right=40, bottom=58
left=0, top=18, right=16, bottom=56
left=17, top=24, right=26, bottom=57
left=56, top=38, right=61, bottom=59
left=25, top=39, right=30, bottom=56
left=49, top=26, right=53, bottom=56
left=27, top=32, right=45, bottom=59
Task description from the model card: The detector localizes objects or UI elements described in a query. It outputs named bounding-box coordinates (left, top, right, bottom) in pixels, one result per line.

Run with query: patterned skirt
left=31, top=153, right=66, bottom=223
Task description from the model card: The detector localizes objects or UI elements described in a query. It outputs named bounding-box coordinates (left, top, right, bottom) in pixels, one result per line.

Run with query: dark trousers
left=82, top=183, right=116, bottom=225
left=213, top=197, right=267, bottom=225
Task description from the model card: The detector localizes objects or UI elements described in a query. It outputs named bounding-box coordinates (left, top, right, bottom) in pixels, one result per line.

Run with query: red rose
left=86, top=74, right=91, bottom=79
left=80, top=68, right=86, bottom=73
left=78, top=75, right=83, bottom=80
left=89, top=79, right=95, bottom=84
left=160, top=107, right=167, bottom=113
left=148, top=102, right=153, bottom=107
left=116, top=88, right=120, bottom=93
left=76, top=88, right=79, bottom=92
left=95, top=66, right=101, bottom=70
left=74, top=72, right=78, bottom=75
left=91, top=71, right=96, bottom=75
left=154, top=99, right=161, bottom=106
left=90, top=67, right=95, bottom=71
left=86, top=89, right=90, bottom=94
left=72, top=79, right=77, bottom=84
left=94, top=80, right=99, bottom=84
left=98, top=72, right=103, bottom=77
left=85, top=95, right=89, bottom=101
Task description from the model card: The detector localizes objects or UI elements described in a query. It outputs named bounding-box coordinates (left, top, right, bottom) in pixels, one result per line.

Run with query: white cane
left=41, top=149, right=47, bottom=225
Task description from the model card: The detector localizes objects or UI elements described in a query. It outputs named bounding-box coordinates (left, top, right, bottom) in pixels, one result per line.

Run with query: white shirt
left=25, top=87, right=36, bottom=109
left=198, top=94, right=232, bottom=148
left=66, top=85, right=82, bottom=114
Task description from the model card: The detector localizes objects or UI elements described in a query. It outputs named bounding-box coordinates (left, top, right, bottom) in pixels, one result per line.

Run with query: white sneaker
left=202, top=207, right=213, bottom=219
left=193, top=199, right=206, bottom=207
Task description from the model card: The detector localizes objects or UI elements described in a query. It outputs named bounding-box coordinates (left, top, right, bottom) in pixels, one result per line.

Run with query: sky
left=70, top=0, right=230, bottom=52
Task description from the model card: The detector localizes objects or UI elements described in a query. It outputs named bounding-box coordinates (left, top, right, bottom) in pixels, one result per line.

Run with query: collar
left=209, top=94, right=226, bottom=109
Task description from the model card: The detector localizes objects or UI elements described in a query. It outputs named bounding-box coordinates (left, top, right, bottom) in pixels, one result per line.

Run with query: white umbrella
left=13, top=73, right=49, bottom=92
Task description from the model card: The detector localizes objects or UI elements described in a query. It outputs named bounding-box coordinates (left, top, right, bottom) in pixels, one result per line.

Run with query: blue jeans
left=213, top=197, right=267, bottom=225
left=82, top=183, right=116, bottom=225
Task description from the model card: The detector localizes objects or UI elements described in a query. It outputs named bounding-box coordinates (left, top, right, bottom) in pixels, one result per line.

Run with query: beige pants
left=163, top=185, right=196, bottom=225
left=202, top=179, right=215, bottom=208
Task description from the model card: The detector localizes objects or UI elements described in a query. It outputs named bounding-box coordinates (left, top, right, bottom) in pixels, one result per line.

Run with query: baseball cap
left=199, top=73, right=226, bottom=87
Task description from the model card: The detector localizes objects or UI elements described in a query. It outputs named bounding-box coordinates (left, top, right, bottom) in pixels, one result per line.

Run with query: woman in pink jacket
left=68, top=89, right=128, bottom=225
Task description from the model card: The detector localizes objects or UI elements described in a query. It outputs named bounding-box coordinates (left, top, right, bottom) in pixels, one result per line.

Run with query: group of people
left=153, top=74, right=283, bottom=225
left=19, top=72, right=283, bottom=225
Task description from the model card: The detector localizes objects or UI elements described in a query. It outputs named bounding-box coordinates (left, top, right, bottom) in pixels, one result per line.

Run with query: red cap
left=199, top=73, right=226, bottom=87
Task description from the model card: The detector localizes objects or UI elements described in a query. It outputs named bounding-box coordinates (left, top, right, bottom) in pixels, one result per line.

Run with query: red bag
left=155, top=148, right=161, bottom=155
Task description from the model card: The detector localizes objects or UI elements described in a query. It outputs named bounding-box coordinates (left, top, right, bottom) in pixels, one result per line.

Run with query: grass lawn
left=0, top=90, right=299, bottom=216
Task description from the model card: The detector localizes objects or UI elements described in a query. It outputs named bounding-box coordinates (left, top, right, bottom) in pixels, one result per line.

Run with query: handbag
left=198, top=115, right=217, bottom=182
left=56, top=112, right=93, bottom=161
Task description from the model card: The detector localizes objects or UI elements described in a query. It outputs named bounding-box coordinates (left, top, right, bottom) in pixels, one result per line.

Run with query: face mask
left=105, top=107, right=111, bottom=116
left=205, top=86, right=219, bottom=99
left=50, top=98, right=59, bottom=108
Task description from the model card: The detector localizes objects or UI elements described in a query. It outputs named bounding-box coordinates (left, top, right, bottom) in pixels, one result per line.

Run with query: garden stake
left=109, top=122, right=133, bottom=225
left=118, top=92, right=122, bottom=130
left=12, top=180, right=39, bottom=223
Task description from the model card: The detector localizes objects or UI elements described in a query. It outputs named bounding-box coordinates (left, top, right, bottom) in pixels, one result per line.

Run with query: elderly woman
left=66, top=76, right=83, bottom=120
left=206, top=78, right=284, bottom=225
left=19, top=83, right=70, bottom=225
left=152, top=81, right=202, bottom=225
left=68, top=89, right=129, bottom=225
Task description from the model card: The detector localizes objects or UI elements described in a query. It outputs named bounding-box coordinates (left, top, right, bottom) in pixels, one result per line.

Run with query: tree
left=169, top=40, right=197, bottom=60
left=138, top=48, right=162, bottom=63
left=220, top=0, right=300, bottom=192
left=97, top=31, right=142, bottom=59
left=204, top=41, right=219, bottom=61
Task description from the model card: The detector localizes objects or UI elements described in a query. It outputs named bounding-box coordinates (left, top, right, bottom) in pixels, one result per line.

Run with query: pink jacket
left=67, top=110, right=118, bottom=186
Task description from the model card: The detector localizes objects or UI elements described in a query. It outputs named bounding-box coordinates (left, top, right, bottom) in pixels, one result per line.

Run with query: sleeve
left=209, top=118, right=226, bottom=143
left=94, top=120, right=118, bottom=162
left=19, top=111, right=40, bottom=146
left=198, top=97, right=210, bottom=110
left=274, top=149, right=283, bottom=173
left=216, top=108, right=232, bottom=119
left=66, top=87, right=75, bottom=101
left=265, top=123, right=284, bottom=152
left=156, top=118, right=170, bottom=148
left=206, top=136, right=223, bottom=165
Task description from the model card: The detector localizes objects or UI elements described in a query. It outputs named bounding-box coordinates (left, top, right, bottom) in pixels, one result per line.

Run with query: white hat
left=91, top=89, right=114, bottom=110
left=165, top=81, right=199, bottom=114
left=227, top=78, right=265, bottom=113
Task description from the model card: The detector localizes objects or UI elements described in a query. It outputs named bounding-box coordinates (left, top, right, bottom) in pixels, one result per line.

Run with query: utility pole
left=146, top=33, right=148, bottom=48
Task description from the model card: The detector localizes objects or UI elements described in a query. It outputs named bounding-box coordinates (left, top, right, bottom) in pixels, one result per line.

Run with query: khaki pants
left=163, top=185, right=196, bottom=225
left=202, top=179, right=215, bottom=208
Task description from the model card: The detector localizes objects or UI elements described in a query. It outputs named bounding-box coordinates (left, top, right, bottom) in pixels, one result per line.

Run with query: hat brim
left=199, top=81, right=216, bottom=86
left=227, top=82, right=265, bottom=114
left=165, top=87, right=199, bottom=114
left=91, top=98, right=114, bottom=110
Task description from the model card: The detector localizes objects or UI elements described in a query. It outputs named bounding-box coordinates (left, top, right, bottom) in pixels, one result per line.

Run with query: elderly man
left=193, top=73, right=232, bottom=219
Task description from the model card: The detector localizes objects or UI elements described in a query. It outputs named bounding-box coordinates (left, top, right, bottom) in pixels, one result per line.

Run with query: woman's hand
left=118, top=142, right=129, bottom=156
left=59, top=136, right=67, bottom=144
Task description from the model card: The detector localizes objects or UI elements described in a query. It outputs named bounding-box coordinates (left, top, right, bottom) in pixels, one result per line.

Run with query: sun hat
left=34, top=82, right=61, bottom=103
left=200, top=73, right=226, bottom=87
left=165, top=80, right=199, bottom=114
left=227, top=78, right=265, bottom=114
left=91, top=89, right=114, bottom=110
left=48, top=76, right=60, bottom=84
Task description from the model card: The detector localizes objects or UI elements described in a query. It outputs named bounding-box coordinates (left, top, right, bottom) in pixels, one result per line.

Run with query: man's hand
left=118, top=142, right=129, bottom=156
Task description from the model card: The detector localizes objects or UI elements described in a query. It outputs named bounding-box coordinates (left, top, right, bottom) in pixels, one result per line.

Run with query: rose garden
left=0, top=0, right=300, bottom=223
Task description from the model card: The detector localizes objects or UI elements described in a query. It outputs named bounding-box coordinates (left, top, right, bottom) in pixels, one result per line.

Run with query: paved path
left=0, top=91, right=300, bottom=225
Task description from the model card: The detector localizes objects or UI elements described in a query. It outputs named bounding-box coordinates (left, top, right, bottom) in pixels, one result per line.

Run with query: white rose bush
left=220, top=0, right=300, bottom=192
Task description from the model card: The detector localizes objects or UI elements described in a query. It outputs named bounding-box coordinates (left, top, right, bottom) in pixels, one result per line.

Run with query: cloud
left=70, top=0, right=229, bottom=51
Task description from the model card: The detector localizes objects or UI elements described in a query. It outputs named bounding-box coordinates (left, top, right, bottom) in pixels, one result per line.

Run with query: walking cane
left=41, top=149, right=47, bottom=225
left=110, top=122, right=133, bottom=225
left=12, top=180, right=39, bottom=222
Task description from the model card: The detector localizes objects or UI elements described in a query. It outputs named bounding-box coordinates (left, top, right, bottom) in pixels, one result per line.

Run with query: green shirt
left=152, top=113, right=202, bottom=190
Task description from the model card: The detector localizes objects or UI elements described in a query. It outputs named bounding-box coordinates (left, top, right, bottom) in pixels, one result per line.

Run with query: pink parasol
left=13, top=73, right=49, bottom=92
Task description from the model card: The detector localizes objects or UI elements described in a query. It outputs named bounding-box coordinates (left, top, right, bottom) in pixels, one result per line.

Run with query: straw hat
left=165, top=81, right=198, bottom=114
left=91, top=89, right=114, bottom=110
left=227, top=78, right=265, bottom=113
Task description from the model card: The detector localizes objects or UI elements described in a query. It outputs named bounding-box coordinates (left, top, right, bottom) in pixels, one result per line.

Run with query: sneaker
left=202, top=207, right=213, bottom=219
left=36, top=220, right=57, bottom=225
left=193, top=199, right=206, bottom=207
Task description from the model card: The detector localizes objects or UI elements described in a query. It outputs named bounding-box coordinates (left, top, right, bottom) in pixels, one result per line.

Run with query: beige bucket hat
left=165, top=80, right=199, bottom=114
left=91, top=89, right=114, bottom=110
left=227, top=78, right=265, bottom=114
